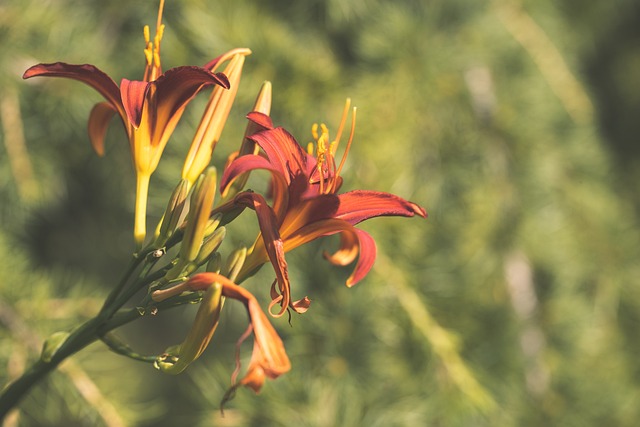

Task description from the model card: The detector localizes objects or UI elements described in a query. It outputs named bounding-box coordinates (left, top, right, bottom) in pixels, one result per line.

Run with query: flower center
left=143, top=0, right=165, bottom=81
left=307, top=99, right=357, bottom=194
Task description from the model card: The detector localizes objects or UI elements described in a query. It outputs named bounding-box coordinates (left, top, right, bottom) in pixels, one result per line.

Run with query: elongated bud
left=154, top=179, right=190, bottom=247
left=195, top=226, right=226, bottom=266
left=155, top=282, right=224, bottom=374
left=203, top=213, right=223, bottom=238
left=226, top=247, right=247, bottom=282
left=180, top=167, right=217, bottom=263
left=182, top=48, right=252, bottom=184
left=223, top=81, right=272, bottom=199
left=206, top=251, right=222, bottom=273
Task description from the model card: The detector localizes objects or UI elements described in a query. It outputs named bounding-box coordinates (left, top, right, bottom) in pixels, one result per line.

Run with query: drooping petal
left=335, top=190, right=427, bottom=225
left=345, top=229, right=377, bottom=287
left=23, top=62, right=124, bottom=117
left=88, top=102, right=118, bottom=156
left=323, top=227, right=360, bottom=267
left=233, top=192, right=293, bottom=317
left=285, top=218, right=377, bottom=287
left=153, top=272, right=290, bottom=398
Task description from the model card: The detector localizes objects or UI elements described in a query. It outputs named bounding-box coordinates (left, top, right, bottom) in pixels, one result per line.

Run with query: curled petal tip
left=412, top=203, right=428, bottom=218
left=214, top=71, right=231, bottom=89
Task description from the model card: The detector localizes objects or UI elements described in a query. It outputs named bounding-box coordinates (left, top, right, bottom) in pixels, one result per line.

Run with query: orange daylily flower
left=22, top=0, right=232, bottom=245
left=220, top=102, right=427, bottom=316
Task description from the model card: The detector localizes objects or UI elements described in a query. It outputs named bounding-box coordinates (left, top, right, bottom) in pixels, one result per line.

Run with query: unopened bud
left=155, top=282, right=224, bottom=374
left=223, top=81, right=272, bottom=199
left=206, top=252, right=222, bottom=273
left=225, top=247, right=247, bottom=282
left=195, top=226, right=226, bottom=266
left=182, top=49, right=252, bottom=184
left=180, top=167, right=217, bottom=263
left=154, top=179, right=189, bottom=247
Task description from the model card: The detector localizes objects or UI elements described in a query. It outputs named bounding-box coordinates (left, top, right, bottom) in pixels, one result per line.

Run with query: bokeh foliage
left=2, top=0, right=640, bottom=425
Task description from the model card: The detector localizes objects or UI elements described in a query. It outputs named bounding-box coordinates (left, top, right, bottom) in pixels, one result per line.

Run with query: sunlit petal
left=336, top=190, right=427, bottom=225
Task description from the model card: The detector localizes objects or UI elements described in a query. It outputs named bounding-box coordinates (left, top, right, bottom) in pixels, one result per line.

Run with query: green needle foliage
left=2, top=0, right=640, bottom=426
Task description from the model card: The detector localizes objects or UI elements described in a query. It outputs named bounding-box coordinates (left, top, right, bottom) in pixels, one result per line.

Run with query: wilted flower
left=151, top=272, right=290, bottom=394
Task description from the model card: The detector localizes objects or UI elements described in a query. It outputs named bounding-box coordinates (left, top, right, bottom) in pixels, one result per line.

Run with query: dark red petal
left=23, top=62, right=123, bottom=116
left=336, top=190, right=427, bottom=225
left=248, top=127, right=312, bottom=181
left=149, top=66, right=230, bottom=145
left=120, top=78, right=150, bottom=129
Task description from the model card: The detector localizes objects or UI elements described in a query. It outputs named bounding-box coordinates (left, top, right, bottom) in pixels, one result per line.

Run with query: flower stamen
left=143, top=0, right=165, bottom=81
left=334, top=106, right=356, bottom=183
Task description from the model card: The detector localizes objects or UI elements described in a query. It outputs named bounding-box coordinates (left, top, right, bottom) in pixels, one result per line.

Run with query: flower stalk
left=4, top=0, right=428, bottom=419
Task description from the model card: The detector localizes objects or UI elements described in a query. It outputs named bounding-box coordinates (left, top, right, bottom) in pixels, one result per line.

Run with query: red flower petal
left=234, top=192, right=292, bottom=317
left=23, top=62, right=124, bottom=118
left=336, top=190, right=427, bottom=225
left=120, top=78, right=150, bottom=129
left=221, top=154, right=290, bottom=221
left=346, top=229, right=377, bottom=287
left=246, top=111, right=274, bottom=131
left=248, top=127, right=312, bottom=183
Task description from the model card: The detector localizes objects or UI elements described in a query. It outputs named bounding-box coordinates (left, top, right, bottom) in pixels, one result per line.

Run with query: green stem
left=98, top=255, right=143, bottom=318
left=0, top=288, right=205, bottom=422
left=0, top=316, right=102, bottom=420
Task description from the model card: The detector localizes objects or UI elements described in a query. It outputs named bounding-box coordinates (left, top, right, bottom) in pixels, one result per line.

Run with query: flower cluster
left=22, top=0, right=426, bottom=405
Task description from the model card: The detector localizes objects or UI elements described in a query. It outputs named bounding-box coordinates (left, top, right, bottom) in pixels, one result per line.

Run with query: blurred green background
left=2, top=0, right=640, bottom=425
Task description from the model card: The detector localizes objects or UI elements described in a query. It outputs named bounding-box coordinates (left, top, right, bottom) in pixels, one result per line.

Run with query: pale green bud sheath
left=153, top=179, right=189, bottom=248
left=180, top=167, right=217, bottom=263
left=202, top=213, right=223, bottom=238
left=195, top=226, right=226, bottom=266
left=206, top=252, right=222, bottom=273
left=226, top=247, right=247, bottom=282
